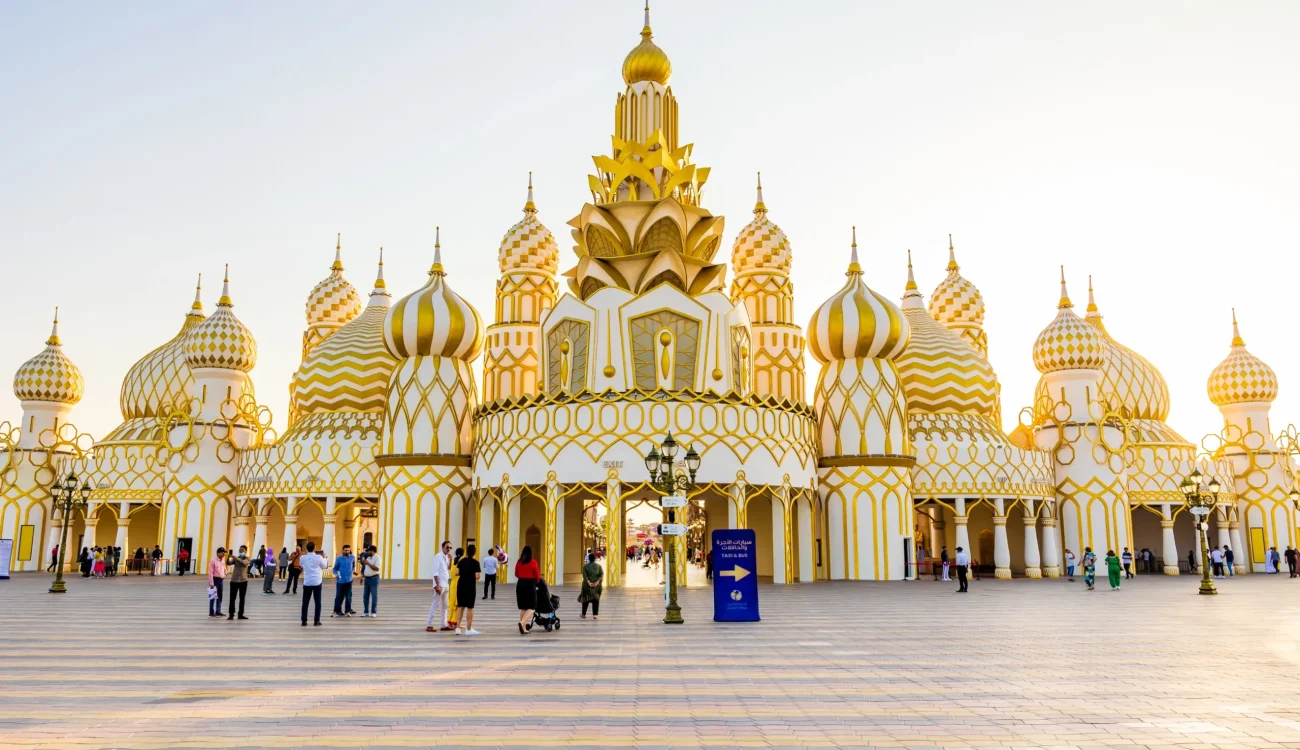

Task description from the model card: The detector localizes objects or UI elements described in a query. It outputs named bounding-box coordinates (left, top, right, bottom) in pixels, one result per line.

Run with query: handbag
left=207, top=586, right=217, bottom=600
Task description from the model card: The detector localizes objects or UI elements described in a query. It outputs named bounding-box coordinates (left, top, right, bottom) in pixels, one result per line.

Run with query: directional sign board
left=660, top=523, right=686, bottom=536
left=660, top=495, right=687, bottom=509
left=711, top=528, right=759, bottom=622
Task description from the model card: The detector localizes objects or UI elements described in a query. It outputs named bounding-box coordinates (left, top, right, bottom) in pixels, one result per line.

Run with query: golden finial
left=190, top=273, right=204, bottom=314
left=375, top=247, right=387, bottom=290
left=753, top=171, right=766, bottom=214
left=946, top=233, right=959, bottom=273
left=847, top=226, right=862, bottom=275
left=218, top=264, right=233, bottom=307
left=905, top=249, right=918, bottom=291
left=643, top=0, right=652, bottom=39
left=46, top=306, right=61, bottom=346
left=429, top=227, right=445, bottom=276
left=1057, top=265, right=1072, bottom=309
left=332, top=233, right=344, bottom=272
left=1085, top=275, right=1099, bottom=315
left=524, top=172, right=537, bottom=214
left=1231, top=308, right=1245, bottom=347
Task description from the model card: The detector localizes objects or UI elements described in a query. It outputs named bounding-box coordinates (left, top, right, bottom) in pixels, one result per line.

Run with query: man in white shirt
left=298, top=542, right=330, bottom=627
left=1210, top=546, right=1224, bottom=578
left=360, top=545, right=381, bottom=618
left=482, top=546, right=500, bottom=600
left=954, top=546, right=970, bottom=593
left=426, top=541, right=453, bottom=632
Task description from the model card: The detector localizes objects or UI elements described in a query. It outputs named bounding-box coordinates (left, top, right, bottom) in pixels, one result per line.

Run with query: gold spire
left=218, top=264, right=233, bottom=307
left=753, top=172, right=767, bottom=214
left=189, top=273, right=204, bottom=316
left=905, top=249, right=918, bottom=291
left=524, top=172, right=537, bottom=214
left=46, top=307, right=61, bottom=346
left=946, top=233, right=959, bottom=272
left=331, top=233, right=344, bottom=272
left=1231, top=308, right=1245, bottom=347
left=375, top=248, right=387, bottom=290
left=642, top=0, right=651, bottom=38
left=1057, top=265, right=1073, bottom=309
left=847, top=226, right=862, bottom=275
left=622, top=0, right=671, bottom=85
left=1086, top=275, right=1098, bottom=314
left=429, top=227, right=445, bottom=276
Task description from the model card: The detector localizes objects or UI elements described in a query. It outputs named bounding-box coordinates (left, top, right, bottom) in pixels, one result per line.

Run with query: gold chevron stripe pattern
left=294, top=304, right=397, bottom=415
left=896, top=307, right=998, bottom=416
left=119, top=314, right=203, bottom=419
left=385, top=273, right=483, bottom=361
left=808, top=273, right=908, bottom=364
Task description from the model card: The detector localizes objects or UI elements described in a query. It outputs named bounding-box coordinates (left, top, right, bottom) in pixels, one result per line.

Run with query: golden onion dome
left=306, top=234, right=362, bottom=328
left=928, top=234, right=985, bottom=327
left=13, top=308, right=84, bottom=404
left=1208, top=310, right=1278, bottom=406
left=384, top=229, right=484, bottom=361
left=731, top=173, right=792, bottom=277
left=621, top=5, right=671, bottom=86
left=1032, top=268, right=1106, bottom=374
left=499, top=174, right=559, bottom=274
left=119, top=275, right=206, bottom=418
left=183, top=267, right=258, bottom=372
left=294, top=251, right=397, bottom=414
left=807, top=229, right=909, bottom=364
left=1083, top=277, right=1171, bottom=420
left=896, top=252, right=998, bottom=415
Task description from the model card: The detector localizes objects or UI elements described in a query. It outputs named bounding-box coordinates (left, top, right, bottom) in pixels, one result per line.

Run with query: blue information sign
left=711, top=528, right=760, bottom=622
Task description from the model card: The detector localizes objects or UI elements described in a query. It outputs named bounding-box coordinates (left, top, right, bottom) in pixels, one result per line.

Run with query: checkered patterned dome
left=498, top=208, right=558, bottom=274
left=731, top=211, right=791, bottom=277
left=184, top=275, right=257, bottom=372
left=928, top=264, right=984, bottom=328
left=13, top=317, right=83, bottom=404
left=306, top=241, right=362, bottom=328
left=1208, top=320, right=1277, bottom=406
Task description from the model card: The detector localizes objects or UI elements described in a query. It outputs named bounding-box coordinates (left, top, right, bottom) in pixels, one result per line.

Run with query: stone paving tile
left=1, top=572, right=1299, bottom=748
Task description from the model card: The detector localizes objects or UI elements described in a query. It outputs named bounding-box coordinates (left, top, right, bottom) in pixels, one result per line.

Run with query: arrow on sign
left=720, top=565, right=749, bottom=582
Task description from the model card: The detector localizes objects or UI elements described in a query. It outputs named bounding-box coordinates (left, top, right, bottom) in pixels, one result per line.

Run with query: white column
left=728, top=482, right=743, bottom=528
left=770, top=494, right=788, bottom=584
left=479, top=492, right=496, bottom=553
left=953, top=498, right=970, bottom=556
left=115, top=516, right=130, bottom=556
left=1160, top=506, right=1180, bottom=575
left=797, top=497, right=814, bottom=583
left=47, top=513, right=65, bottom=571
left=251, top=511, right=268, bottom=556
left=992, top=498, right=1011, bottom=579
left=1039, top=517, right=1061, bottom=578
left=1022, top=504, right=1042, bottom=579
left=506, top=488, right=521, bottom=579
left=230, top=515, right=249, bottom=553
left=1230, top=521, right=1246, bottom=574
left=282, top=508, right=299, bottom=551
left=553, top=489, right=565, bottom=584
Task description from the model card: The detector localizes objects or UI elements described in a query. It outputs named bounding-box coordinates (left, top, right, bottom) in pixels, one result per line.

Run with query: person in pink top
left=207, top=547, right=227, bottom=618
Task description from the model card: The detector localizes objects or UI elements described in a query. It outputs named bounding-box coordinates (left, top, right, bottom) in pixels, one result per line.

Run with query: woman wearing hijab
left=579, top=552, right=604, bottom=620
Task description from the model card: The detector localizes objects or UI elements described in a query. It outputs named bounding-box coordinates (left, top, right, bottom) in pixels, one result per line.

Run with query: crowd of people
left=53, top=544, right=172, bottom=577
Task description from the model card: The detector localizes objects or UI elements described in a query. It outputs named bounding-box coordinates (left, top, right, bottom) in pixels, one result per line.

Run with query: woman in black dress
left=455, top=544, right=481, bottom=636
left=515, top=545, right=540, bottom=635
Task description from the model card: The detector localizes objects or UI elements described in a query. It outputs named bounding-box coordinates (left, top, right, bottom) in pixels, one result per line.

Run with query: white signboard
left=661, top=495, right=687, bottom=509
left=0, top=539, right=11, bottom=579
left=661, top=523, right=686, bottom=536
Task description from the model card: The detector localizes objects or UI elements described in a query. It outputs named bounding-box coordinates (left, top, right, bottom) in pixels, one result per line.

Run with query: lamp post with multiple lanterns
left=48, top=472, right=92, bottom=594
left=1179, top=468, right=1220, bottom=596
left=643, top=432, right=700, bottom=625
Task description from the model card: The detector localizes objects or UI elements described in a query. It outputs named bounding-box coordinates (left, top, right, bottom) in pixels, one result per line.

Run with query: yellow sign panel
left=17, top=524, right=35, bottom=562
left=1249, top=527, right=1266, bottom=565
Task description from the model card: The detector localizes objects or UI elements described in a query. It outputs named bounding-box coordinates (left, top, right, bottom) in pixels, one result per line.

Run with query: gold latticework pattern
left=1124, top=420, right=1196, bottom=503
left=383, top=356, right=476, bottom=456
left=183, top=304, right=257, bottom=372
left=546, top=319, right=590, bottom=394
left=813, top=358, right=910, bottom=458
left=494, top=272, right=557, bottom=325
left=896, top=307, right=998, bottom=416
left=238, top=412, right=382, bottom=497
left=819, top=464, right=911, bottom=581
left=120, top=313, right=204, bottom=419
left=731, top=273, right=794, bottom=326
left=630, top=311, right=699, bottom=391
left=293, top=304, right=396, bottom=416
left=379, top=463, right=472, bottom=579
left=908, top=413, right=1055, bottom=499
left=13, top=342, right=83, bottom=404
left=1084, top=317, right=1171, bottom=421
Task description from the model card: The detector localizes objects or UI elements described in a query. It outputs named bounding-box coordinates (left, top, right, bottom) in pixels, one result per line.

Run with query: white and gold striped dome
left=1208, top=310, right=1278, bottom=406
left=731, top=173, right=792, bottom=277
left=928, top=235, right=985, bottom=327
left=183, top=267, right=258, bottom=372
left=294, top=251, right=398, bottom=414
left=807, top=229, right=909, bottom=364
left=384, top=229, right=484, bottom=361
left=896, top=253, right=998, bottom=415
left=306, top=234, right=362, bottom=328
left=13, top=309, right=84, bottom=404
left=1032, top=268, right=1105, bottom=374
left=499, top=175, right=559, bottom=274
left=119, top=275, right=205, bottom=418
left=1083, top=278, right=1171, bottom=420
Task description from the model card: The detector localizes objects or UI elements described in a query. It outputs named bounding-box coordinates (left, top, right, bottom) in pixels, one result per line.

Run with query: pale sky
left=3, top=1, right=1298, bottom=447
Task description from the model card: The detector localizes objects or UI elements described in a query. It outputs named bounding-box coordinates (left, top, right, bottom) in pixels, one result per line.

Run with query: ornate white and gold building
left=4, top=7, right=1298, bottom=581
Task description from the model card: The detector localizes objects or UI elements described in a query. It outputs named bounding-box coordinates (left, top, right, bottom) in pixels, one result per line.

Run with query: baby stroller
left=531, top=577, right=562, bottom=632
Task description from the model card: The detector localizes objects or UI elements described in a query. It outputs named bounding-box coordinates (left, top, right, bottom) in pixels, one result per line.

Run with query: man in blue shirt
left=331, top=545, right=357, bottom=617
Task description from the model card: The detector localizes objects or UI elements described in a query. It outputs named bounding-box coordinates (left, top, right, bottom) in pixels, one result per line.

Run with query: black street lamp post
left=643, top=432, right=700, bottom=625
left=49, top=472, right=92, bottom=594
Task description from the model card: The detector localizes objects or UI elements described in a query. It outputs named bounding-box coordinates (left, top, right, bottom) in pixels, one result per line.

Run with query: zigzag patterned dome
left=294, top=254, right=397, bottom=414
left=384, top=230, right=483, bottom=361
left=731, top=174, right=792, bottom=277
left=807, top=230, right=909, bottom=364
left=306, top=234, right=362, bottom=328
left=896, top=255, right=998, bottom=415
left=499, top=175, right=559, bottom=274
left=1032, top=270, right=1105, bottom=374
left=183, top=268, right=257, bottom=372
left=13, top=310, right=84, bottom=404
left=1208, top=311, right=1278, bottom=406
left=120, top=276, right=205, bottom=418
left=1083, top=279, right=1170, bottom=420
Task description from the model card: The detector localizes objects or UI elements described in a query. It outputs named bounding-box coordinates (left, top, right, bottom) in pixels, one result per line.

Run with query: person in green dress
left=1105, top=549, right=1122, bottom=590
left=579, top=553, right=603, bottom=619
left=1081, top=547, right=1097, bottom=590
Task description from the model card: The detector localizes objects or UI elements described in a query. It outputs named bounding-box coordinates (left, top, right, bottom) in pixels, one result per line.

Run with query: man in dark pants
left=1286, top=546, right=1297, bottom=578
left=954, top=546, right=970, bottom=593
left=299, top=542, right=329, bottom=626
left=331, top=545, right=356, bottom=617
left=207, top=547, right=226, bottom=617
left=226, top=545, right=251, bottom=620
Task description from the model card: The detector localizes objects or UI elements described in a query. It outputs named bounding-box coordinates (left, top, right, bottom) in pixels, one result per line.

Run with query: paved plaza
left=2, top=571, right=1300, bottom=749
